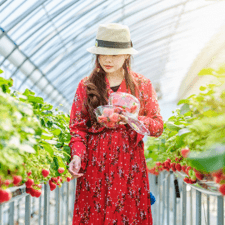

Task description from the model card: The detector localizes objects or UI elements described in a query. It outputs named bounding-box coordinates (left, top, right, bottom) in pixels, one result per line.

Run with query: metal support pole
left=182, top=182, right=186, bottom=225
left=0, top=204, right=3, bottom=225
left=55, top=186, right=60, bottom=225
left=157, top=172, right=161, bottom=225
left=173, top=174, right=176, bottom=225
left=167, top=172, right=170, bottom=225
left=190, top=188, right=193, bottom=225
left=196, top=190, right=201, bottom=225
left=39, top=191, right=42, bottom=225
left=66, top=182, right=70, bottom=225
left=44, top=183, right=49, bottom=225
left=9, top=201, right=14, bottom=225
left=207, top=195, right=210, bottom=225
left=25, top=194, right=31, bottom=225
left=217, top=195, right=224, bottom=225
left=162, top=171, right=165, bottom=224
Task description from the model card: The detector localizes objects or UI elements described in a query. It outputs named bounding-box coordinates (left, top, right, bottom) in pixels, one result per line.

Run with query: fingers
left=71, top=174, right=83, bottom=180
left=68, top=168, right=84, bottom=178
left=119, top=115, right=128, bottom=124
left=68, top=161, right=83, bottom=178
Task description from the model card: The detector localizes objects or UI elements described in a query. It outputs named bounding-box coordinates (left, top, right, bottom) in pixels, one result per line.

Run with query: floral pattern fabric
left=69, top=70, right=164, bottom=225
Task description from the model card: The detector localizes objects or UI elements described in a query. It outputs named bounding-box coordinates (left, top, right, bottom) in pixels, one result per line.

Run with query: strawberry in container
left=108, top=92, right=150, bottom=136
left=94, top=105, right=125, bottom=128
left=109, top=92, right=140, bottom=118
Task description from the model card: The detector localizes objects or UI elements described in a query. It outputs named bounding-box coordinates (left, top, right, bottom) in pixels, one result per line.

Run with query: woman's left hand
left=119, top=114, right=128, bottom=125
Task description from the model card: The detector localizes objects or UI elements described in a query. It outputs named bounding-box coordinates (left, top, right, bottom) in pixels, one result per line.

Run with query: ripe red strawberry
left=26, top=187, right=31, bottom=194
left=3, top=179, right=11, bottom=186
left=37, top=184, right=42, bottom=189
left=51, top=177, right=58, bottom=183
left=58, top=167, right=65, bottom=174
left=25, top=179, right=34, bottom=188
left=29, top=188, right=36, bottom=197
left=156, top=162, right=161, bottom=167
left=212, top=170, right=223, bottom=179
left=164, top=161, right=171, bottom=168
left=181, top=147, right=190, bottom=158
left=186, top=166, right=192, bottom=175
left=183, top=177, right=189, bottom=183
left=0, top=189, right=12, bottom=203
left=27, top=171, right=32, bottom=177
left=171, top=167, right=176, bottom=172
left=181, top=165, right=187, bottom=172
left=13, top=175, right=22, bottom=186
left=66, top=177, right=71, bottom=182
left=175, top=163, right=182, bottom=171
left=34, top=189, right=42, bottom=198
left=214, top=176, right=222, bottom=183
left=195, top=172, right=204, bottom=180
left=166, top=158, right=171, bottom=163
left=190, top=179, right=197, bottom=184
left=42, top=169, right=50, bottom=178
left=219, top=184, right=225, bottom=195
left=57, top=176, right=62, bottom=182
left=49, top=180, right=57, bottom=191
left=171, top=162, right=176, bottom=168
left=130, top=105, right=138, bottom=113
left=114, top=107, right=122, bottom=113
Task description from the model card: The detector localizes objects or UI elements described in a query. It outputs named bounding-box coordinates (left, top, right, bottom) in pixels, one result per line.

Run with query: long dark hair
left=84, top=54, right=139, bottom=122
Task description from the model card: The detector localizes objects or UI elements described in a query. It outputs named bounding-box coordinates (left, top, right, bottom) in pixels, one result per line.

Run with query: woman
left=68, top=23, right=163, bottom=225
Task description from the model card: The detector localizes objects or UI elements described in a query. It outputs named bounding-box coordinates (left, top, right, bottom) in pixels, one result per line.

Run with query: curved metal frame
left=0, top=0, right=220, bottom=111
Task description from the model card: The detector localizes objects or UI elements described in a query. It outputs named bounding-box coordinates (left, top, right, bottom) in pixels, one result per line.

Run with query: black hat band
left=95, top=39, right=133, bottom=48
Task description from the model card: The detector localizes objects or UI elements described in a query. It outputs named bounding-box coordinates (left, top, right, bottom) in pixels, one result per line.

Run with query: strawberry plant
left=145, top=64, right=225, bottom=195
left=0, top=70, right=73, bottom=202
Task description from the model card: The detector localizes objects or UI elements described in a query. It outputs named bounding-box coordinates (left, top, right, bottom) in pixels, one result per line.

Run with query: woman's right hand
left=68, top=155, right=84, bottom=179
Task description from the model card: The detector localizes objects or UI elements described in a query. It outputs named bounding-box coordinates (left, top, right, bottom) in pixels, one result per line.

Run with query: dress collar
left=105, top=74, right=126, bottom=96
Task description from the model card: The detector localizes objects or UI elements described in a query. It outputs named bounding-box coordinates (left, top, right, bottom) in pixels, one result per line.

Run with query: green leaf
left=198, top=68, right=215, bottom=76
left=41, top=132, right=54, bottom=140
left=0, top=69, right=3, bottom=74
left=199, top=86, right=207, bottom=91
left=177, top=99, right=190, bottom=105
left=187, top=144, right=225, bottom=173
left=165, top=121, right=182, bottom=131
left=47, top=120, right=53, bottom=128
left=41, top=141, right=54, bottom=156
left=202, top=110, right=219, bottom=117
left=23, top=88, right=35, bottom=96
left=178, top=128, right=191, bottom=136
left=180, top=103, right=190, bottom=115
left=51, top=128, right=61, bottom=136
left=27, top=95, right=44, bottom=104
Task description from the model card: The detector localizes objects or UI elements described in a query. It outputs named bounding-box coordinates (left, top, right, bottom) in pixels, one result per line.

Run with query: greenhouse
left=0, top=0, right=225, bottom=224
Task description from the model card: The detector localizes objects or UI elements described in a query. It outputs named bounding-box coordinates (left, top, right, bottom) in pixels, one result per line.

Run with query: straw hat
left=86, top=23, right=138, bottom=55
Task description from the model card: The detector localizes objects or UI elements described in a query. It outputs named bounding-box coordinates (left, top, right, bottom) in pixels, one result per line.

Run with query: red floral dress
left=69, top=70, right=164, bottom=225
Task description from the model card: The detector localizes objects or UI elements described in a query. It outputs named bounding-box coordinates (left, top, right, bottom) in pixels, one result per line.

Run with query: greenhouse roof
left=1, top=0, right=225, bottom=115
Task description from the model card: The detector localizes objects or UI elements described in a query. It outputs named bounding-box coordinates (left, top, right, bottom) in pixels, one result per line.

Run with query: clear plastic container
left=108, top=92, right=140, bottom=118
left=109, top=92, right=150, bottom=136
left=94, top=105, right=123, bottom=129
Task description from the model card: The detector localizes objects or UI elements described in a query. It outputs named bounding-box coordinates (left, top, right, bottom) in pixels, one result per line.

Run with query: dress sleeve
left=68, top=79, right=90, bottom=162
left=138, top=79, right=164, bottom=137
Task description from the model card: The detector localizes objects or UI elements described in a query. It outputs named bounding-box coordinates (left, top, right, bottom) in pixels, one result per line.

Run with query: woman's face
left=98, top=54, right=129, bottom=74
